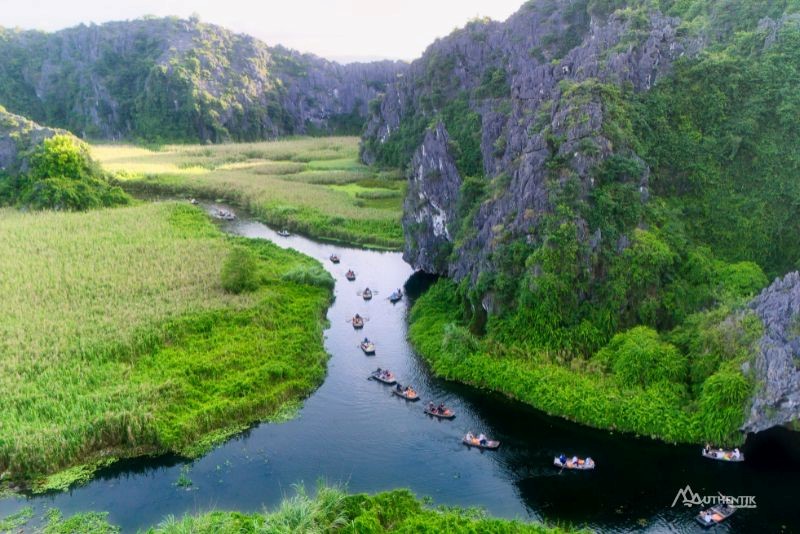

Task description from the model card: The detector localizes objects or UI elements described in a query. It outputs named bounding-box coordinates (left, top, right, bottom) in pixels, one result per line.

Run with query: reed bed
left=0, top=203, right=331, bottom=489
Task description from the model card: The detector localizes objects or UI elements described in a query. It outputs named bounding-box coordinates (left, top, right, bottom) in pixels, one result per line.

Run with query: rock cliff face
left=0, top=18, right=405, bottom=141
left=363, top=1, right=698, bottom=279
left=0, top=106, right=64, bottom=176
left=744, top=272, right=800, bottom=433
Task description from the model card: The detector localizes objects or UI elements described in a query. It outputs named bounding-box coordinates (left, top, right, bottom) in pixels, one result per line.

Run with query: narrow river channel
left=2, top=207, right=799, bottom=533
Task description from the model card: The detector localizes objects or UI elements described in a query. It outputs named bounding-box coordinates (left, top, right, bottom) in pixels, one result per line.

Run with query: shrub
left=28, top=135, right=98, bottom=181
left=596, top=326, right=687, bottom=388
left=220, top=246, right=260, bottom=294
left=282, top=265, right=334, bottom=289
left=8, top=134, right=130, bottom=210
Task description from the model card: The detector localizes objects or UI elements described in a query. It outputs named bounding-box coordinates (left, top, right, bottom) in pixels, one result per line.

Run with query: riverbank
left=2, top=485, right=576, bottom=533
left=0, top=202, right=332, bottom=492
left=92, top=137, right=405, bottom=250
left=408, top=280, right=760, bottom=446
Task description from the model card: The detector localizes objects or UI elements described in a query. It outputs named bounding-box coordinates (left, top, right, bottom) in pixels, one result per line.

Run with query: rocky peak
left=364, top=1, right=695, bottom=279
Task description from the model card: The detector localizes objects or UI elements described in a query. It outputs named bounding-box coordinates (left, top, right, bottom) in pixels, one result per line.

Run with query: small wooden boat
left=330, top=254, right=340, bottom=264
left=424, top=406, right=455, bottom=419
left=362, top=289, right=373, bottom=300
left=463, top=434, right=500, bottom=450
left=392, top=388, right=420, bottom=402
left=360, top=341, right=376, bottom=355
left=553, top=456, right=595, bottom=470
left=388, top=291, right=403, bottom=303
left=352, top=316, right=365, bottom=329
left=369, top=371, right=396, bottom=385
left=345, top=271, right=356, bottom=281
left=702, top=448, right=744, bottom=462
left=214, top=208, right=236, bottom=221
left=695, top=504, right=736, bottom=528
left=277, top=229, right=291, bottom=237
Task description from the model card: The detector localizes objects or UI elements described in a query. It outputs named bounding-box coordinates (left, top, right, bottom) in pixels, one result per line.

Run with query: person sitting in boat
left=355, top=313, right=361, bottom=319
left=428, top=401, right=435, bottom=413
left=405, top=385, right=415, bottom=396
left=478, top=433, right=487, bottom=446
left=466, top=432, right=475, bottom=443
left=585, top=457, right=594, bottom=468
left=733, top=448, right=741, bottom=459
left=437, top=402, right=447, bottom=414
left=571, top=456, right=578, bottom=467
left=364, top=337, right=370, bottom=344
left=395, top=383, right=402, bottom=392
left=364, top=287, right=371, bottom=293
left=704, top=443, right=711, bottom=455
left=559, top=454, right=567, bottom=466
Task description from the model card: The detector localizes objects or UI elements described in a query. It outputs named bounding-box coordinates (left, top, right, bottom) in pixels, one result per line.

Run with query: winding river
left=2, top=208, right=799, bottom=533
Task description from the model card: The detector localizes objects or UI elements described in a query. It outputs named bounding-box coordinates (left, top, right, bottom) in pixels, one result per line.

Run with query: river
left=1, top=208, right=799, bottom=533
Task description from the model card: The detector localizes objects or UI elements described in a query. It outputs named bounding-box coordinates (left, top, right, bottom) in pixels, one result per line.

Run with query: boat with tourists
left=463, top=432, right=500, bottom=450
left=369, top=368, right=396, bottom=385
left=388, top=288, right=403, bottom=303
left=702, top=445, right=744, bottom=462
left=360, top=338, right=376, bottom=355
left=695, top=503, right=736, bottom=528
left=277, top=229, right=291, bottom=237
left=392, top=384, right=420, bottom=401
left=554, top=454, right=595, bottom=470
left=424, top=402, right=455, bottom=419
left=362, top=287, right=373, bottom=300
left=213, top=208, right=236, bottom=220
left=330, top=253, right=340, bottom=263
left=351, top=314, right=365, bottom=329
left=345, top=270, right=356, bottom=281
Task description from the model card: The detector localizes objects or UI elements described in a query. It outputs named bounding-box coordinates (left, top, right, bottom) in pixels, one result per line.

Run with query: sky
left=0, top=0, right=524, bottom=62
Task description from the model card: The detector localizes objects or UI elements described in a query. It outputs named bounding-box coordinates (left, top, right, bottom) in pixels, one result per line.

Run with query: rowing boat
left=392, top=389, right=420, bottom=401
left=553, top=456, right=595, bottom=470
left=695, top=504, right=736, bottom=527
left=463, top=434, right=500, bottom=450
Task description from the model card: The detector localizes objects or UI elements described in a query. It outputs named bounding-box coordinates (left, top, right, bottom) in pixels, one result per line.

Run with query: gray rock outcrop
left=744, top=272, right=800, bottom=433
left=0, top=107, right=64, bottom=176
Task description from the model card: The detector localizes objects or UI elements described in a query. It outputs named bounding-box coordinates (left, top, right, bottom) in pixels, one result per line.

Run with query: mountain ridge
left=0, top=16, right=406, bottom=142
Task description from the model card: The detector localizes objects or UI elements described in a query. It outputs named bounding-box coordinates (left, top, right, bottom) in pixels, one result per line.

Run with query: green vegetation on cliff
left=0, top=17, right=399, bottom=143
left=94, top=137, right=404, bottom=249
left=0, top=202, right=332, bottom=490
left=400, top=1, right=800, bottom=444
left=4, top=485, right=575, bottom=534
left=410, top=278, right=762, bottom=445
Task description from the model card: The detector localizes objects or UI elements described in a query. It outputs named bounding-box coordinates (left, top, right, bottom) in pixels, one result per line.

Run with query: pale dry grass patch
left=92, top=137, right=405, bottom=247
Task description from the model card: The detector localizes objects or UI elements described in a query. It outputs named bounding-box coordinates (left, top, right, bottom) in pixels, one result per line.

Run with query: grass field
left=0, top=203, right=332, bottom=490
left=92, top=137, right=405, bottom=249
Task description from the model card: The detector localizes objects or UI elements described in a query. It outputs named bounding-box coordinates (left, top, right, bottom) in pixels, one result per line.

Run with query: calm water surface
left=2, top=207, right=799, bottom=532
